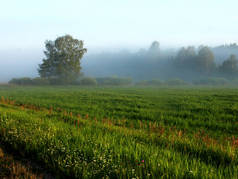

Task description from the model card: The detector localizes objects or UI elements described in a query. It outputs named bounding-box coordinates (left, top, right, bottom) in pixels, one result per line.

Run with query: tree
left=219, top=54, right=238, bottom=76
left=175, top=46, right=196, bottom=69
left=148, top=41, right=160, bottom=57
left=38, top=35, right=87, bottom=84
left=149, top=41, right=160, bottom=52
left=196, top=46, right=215, bottom=73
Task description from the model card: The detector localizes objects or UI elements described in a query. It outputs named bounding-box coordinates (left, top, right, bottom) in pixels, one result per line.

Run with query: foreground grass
left=0, top=86, right=237, bottom=178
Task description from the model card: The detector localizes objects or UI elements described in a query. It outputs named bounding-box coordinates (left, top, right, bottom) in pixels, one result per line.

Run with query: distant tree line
left=9, top=76, right=133, bottom=86
left=7, top=34, right=238, bottom=86
left=11, top=75, right=238, bottom=86
left=84, top=41, right=238, bottom=82
left=9, top=77, right=50, bottom=85
left=174, top=46, right=238, bottom=78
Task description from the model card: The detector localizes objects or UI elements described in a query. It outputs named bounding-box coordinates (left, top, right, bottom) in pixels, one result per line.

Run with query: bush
left=9, top=77, right=50, bottom=86
left=193, top=78, right=228, bottom=86
left=8, top=77, right=33, bottom=85
left=48, top=77, right=68, bottom=85
left=79, top=77, right=97, bottom=86
left=165, top=78, right=188, bottom=86
left=32, top=77, right=50, bottom=85
left=230, top=78, right=238, bottom=85
left=135, top=79, right=163, bottom=86
left=96, top=77, right=132, bottom=86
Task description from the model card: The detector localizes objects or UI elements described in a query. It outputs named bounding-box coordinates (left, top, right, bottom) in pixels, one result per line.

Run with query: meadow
left=0, top=86, right=237, bottom=178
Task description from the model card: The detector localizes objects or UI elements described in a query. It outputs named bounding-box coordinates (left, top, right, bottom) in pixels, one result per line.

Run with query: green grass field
left=0, top=86, right=237, bottom=178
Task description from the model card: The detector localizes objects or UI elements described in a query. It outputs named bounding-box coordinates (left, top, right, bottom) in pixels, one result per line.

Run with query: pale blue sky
left=0, top=0, right=238, bottom=50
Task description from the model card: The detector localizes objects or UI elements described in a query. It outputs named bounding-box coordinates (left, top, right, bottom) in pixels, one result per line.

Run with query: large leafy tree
left=38, top=35, right=87, bottom=84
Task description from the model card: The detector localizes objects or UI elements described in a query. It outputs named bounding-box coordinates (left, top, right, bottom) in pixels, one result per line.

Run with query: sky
left=0, top=0, right=238, bottom=50
left=0, top=0, right=238, bottom=82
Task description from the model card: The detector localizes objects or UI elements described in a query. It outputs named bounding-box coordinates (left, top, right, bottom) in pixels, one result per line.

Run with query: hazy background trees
left=82, top=42, right=238, bottom=83
left=196, top=47, right=215, bottom=73
left=219, top=54, right=238, bottom=78
left=4, top=38, right=238, bottom=85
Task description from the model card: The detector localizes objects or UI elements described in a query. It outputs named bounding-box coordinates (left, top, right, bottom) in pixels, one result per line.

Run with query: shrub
left=79, top=77, right=97, bottom=86
left=135, top=79, right=163, bottom=86
left=32, top=77, right=50, bottom=85
left=96, top=77, right=132, bottom=86
left=230, top=78, right=238, bottom=85
left=8, top=77, right=33, bottom=85
left=165, top=78, right=188, bottom=86
left=9, top=77, right=50, bottom=86
left=193, top=78, right=228, bottom=85
left=48, top=77, right=66, bottom=85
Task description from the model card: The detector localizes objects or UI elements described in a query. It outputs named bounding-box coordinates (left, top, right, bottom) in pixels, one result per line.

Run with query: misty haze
left=2, top=43, right=238, bottom=83
left=0, top=1, right=237, bottom=178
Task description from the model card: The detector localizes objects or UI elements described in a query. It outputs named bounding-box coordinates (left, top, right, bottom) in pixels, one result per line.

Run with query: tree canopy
left=196, top=46, right=215, bottom=73
left=219, top=54, right=238, bottom=77
left=38, top=35, right=87, bottom=84
left=175, top=46, right=196, bottom=69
